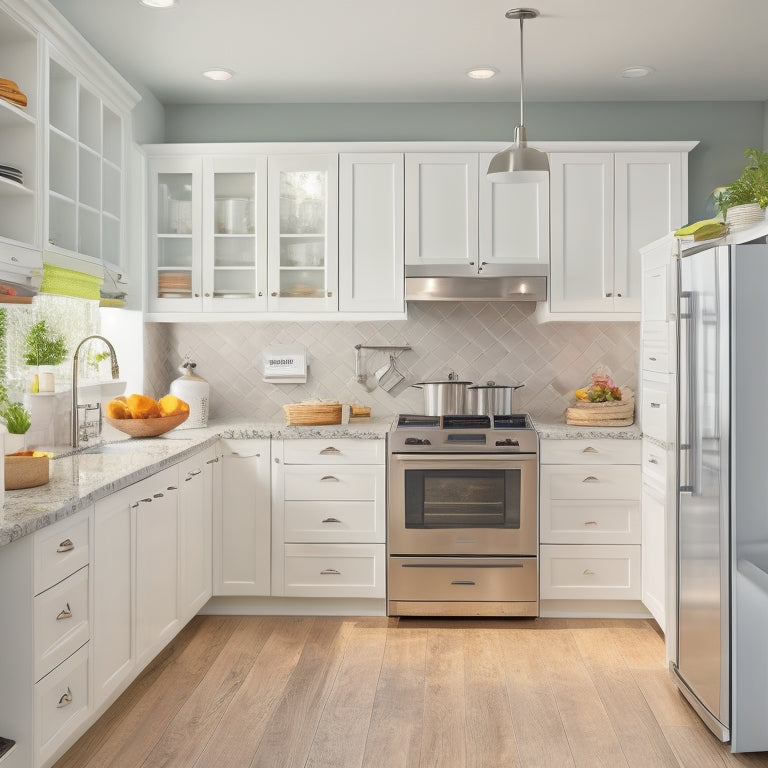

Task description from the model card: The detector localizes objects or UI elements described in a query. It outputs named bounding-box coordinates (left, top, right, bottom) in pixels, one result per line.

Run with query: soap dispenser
left=170, top=359, right=209, bottom=429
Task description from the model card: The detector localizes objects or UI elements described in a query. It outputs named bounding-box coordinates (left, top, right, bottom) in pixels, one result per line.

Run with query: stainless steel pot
left=413, top=372, right=472, bottom=416
left=466, top=381, right=525, bottom=416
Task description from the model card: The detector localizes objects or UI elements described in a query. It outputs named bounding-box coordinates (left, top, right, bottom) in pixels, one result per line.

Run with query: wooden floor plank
left=419, top=628, right=466, bottom=768
left=662, top=724, right=729, bottom=768
left=498, top=628, right=575, bottom=768
left=190, top=616, right=314, bottom=768
left=138, top=616, right=273, bottom=768
left=361, top=627, right=427, bottom=768
left=463, top=629, right=519, bottom=768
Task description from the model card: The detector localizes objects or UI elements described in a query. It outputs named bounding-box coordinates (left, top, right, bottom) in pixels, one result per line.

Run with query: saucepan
left=466, top=381, right=525, bottom=416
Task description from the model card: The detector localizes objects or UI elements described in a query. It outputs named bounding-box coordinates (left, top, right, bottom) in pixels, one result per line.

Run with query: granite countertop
left=531, top=419, right=642, bottom=440
left=0, top=417, right=394, bottom=548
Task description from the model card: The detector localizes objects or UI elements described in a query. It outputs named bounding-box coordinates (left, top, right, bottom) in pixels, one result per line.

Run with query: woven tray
left=283, top=403, right=343, bottom=426
left=565, top=391, right=635, bottom=427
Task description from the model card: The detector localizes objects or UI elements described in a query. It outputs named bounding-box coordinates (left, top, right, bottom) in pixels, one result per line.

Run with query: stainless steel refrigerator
left=672, top=232, right=768, bottom=752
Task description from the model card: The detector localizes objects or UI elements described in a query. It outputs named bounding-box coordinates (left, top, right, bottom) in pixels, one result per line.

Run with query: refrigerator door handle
left=679, top=289, right=696, bottom=493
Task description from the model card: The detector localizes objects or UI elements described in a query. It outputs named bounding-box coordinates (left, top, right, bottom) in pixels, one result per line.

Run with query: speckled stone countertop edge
left=531, top=420, right=643, bottom=440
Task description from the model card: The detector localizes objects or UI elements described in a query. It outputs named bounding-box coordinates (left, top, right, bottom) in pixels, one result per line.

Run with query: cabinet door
left=478, top=152, right=549, bottom=272
left=550, top=153, right=614, bottom=312
left=201, top=155, right=268, bottom=312
left=93, top=487, right=134, bottom=709
left=641, top=481, right=666, bottom=631
left=339, top=153, right=404, bottom=312
left=147, top=156, right=203, bottom=312
left=178, top=448, right=214, bottom=621
left=134, top=467, right=180, bottom=663
left=213, top=439, right=271, bottom=596
left=614, top=153, right=683, bottom=314
left=267, top=154, right=338, bottom=311
left=404, top=153, right=478, bottom=273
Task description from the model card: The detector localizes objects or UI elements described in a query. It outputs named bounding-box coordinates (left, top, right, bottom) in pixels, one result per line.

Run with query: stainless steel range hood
left=405, top=263, right=547, bottom=302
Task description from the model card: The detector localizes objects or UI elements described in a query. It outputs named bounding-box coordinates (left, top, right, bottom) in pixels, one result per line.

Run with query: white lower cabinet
left=272, top=438, right=386, bottom=599
left=213, top=439, right=271, bottom=596
left=641, top=479, right=666, bottom=630
left=539, top=438, right=643, bottom=616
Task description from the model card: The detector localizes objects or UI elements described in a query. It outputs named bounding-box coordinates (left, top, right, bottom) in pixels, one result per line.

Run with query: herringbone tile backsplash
left=145, top=303, right=639, bottom=423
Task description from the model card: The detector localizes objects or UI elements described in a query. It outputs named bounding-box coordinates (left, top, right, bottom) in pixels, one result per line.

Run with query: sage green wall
left=163, top=100, right=764, bottom=222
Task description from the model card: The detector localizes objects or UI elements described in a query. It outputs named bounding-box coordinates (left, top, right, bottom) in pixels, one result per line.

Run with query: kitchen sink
left=78, top=442, right=137, bottom=454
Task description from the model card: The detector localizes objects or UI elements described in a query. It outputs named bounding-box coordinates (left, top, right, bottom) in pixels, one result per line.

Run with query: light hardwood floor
left=55, top=615, right=768, bottom=768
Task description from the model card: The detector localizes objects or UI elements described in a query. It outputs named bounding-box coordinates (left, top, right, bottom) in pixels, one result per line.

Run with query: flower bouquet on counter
left=566, top=367, right=634, bottom=426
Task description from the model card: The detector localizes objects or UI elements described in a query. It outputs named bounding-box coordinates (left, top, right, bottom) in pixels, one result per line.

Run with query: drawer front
left=283, top=465, right=385, bottom=501
left=540, top=544, right=641, bottom=600
left=540, top=439, right=641, bottom=466
left=541, top=465, right=641, bottom=501
left=283, top=439, right=385, bottom=465
left=388, top=556, right=538, bottom=602
left=641, top=439, right=668, bottom=488
left=34, top=514, right=90, bottom=595
left=283, top=543, right=385, bottom=598
left=540, top=499, right=641, bottom=545
left=35, top=643, right=90, bottom=765
left=642, top=263, right=669, bottom=322
left=641, top=379, right=674, bottom=442
left=284, top=500, right=384, bottom=543
left=642, top=337, right=671, bottom=375
left=34, top=566, right=90, bottom=682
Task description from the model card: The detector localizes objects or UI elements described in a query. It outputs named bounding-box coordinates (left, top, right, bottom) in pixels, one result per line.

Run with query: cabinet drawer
left=641, top=376, right=674, bottom=442
left=642, top=336, right=671, bottom=375
left=283, top=439, right=385, bottom=465
left=283, top=465, right=385, bottom=501
left=540, top=499, right=640, bottom=545
left=541, top=465, right=641, bottom=501
left=642, top=263, right=670, bottom=322
left=34, top=566, right=90, bottom=683
left=388, top=556, right=537, bottom=603
left=540, top=439, right=641, bottom=465
left=540, top=544, right=641, bottom=600
left=34, top=514, right=89, bottom=595
left=284, top=500, right=384, bottom=543
left=35, top=643, right=90, bottom=765
left=283, top=543, right=385, bottom=598
left=641, top=439, right=668, bottom=488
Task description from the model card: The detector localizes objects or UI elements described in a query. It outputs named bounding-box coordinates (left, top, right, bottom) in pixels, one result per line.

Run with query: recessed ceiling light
left=467, top=67, right=499, bottom=80
left=138, top=0, right=178, bottom=8
left=621, top=65, right=654, bottom=79
left=202, top=68, right=234, bottom=81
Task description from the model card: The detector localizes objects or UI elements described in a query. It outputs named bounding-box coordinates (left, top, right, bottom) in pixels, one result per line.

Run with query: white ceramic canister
left=169, top=361, right=209, bottom=429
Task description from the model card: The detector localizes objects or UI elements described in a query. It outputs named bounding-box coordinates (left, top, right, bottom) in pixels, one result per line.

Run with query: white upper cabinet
left=405, top=153, right=478, bottom=273
left=267, top=153, right=338, bottom=312
left=548, top=149, right=686, bottom=318
left=339, top=152, right=404, bottom=313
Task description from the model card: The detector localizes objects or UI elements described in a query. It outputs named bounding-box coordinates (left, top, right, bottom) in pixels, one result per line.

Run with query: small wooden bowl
left=106, top=412, right=189, bottom=437
left=5, top=455, right=50, bottom=490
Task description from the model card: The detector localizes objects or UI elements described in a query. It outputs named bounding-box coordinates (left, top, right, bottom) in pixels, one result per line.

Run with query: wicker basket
left=106, top=412, right=189, bottom=437
left=5, top=455, right=50, bottom=490
left=283, top=402, right=343, bottom=426
left=565, top=390, right=635, bottom=427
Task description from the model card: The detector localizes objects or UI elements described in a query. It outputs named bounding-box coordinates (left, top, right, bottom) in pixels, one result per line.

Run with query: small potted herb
left=23, top=320, right=68, bottom=393
left=0, top=400, right=31, bottom=454
left=715, top=148, right=768, bottom=225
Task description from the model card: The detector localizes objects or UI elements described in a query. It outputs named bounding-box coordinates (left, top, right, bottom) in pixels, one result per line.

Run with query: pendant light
left=487, top=8, right=549, bottom=183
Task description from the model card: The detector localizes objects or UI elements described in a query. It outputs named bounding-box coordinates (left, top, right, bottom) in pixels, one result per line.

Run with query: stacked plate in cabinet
left=0, top=163, right=22, bottom=185
left=157, top=272, right=192, bottom=298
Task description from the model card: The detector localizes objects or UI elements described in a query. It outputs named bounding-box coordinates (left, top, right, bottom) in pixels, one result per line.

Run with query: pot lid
left=467, top=381, right=525, bottom=390
left=413, top=379, right=472, bottom=386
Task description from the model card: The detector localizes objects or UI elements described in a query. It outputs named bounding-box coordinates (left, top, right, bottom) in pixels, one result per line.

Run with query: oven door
left=388, top=453, right=537, bottom=556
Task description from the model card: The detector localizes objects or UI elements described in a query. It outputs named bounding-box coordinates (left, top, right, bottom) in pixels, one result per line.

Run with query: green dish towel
left=675, top=219, right=728, bottom=241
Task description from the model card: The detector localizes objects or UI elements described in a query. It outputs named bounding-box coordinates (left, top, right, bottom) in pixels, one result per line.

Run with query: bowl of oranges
left=105, top=393, right=190, bottom=437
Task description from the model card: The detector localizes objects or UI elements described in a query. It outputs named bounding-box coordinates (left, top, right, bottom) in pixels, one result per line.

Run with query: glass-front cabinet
left=267, top=154, right=338, bottom=312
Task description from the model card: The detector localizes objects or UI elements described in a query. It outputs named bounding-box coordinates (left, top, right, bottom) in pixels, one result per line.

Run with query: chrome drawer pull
left=582, top=476, right=599, bottom=483
left=187, top=469, right=202, bottom=477
left=320, top=475, right=339, bottom=482
left=583, top=521, right=598, bottom=526
left=650, top=402, right=661, bottom=409
left=648, top=356, right=657, bottom=362
left=583, top=569, right=596, bottom=576
left=321, top=517, right=341, bottom=523
left=153, top=492, right=164, bottom=499
left=56, top=603, right=72, bottom=621
left=57, top=688, right=73, bottom=708
left=140, top=497, right=153, bottom=503
left=648, top=457, right=659, bottom=465
left=582, top=446, right=599, bottom=454
left=57, top=539, right=74, bottom=553
left=320, top=568, right=341, bottom=575
left=320, top=447, right=341, bottom=455
left=451, top=580, right=476, bottom=586
left=206, top=457, right=220, bottom=464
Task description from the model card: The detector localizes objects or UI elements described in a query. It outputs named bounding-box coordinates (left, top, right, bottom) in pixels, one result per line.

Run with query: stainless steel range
left=387, top=413, right=539, bottom=617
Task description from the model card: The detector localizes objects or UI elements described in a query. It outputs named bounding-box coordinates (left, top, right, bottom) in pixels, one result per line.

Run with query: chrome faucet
left=71, top=335, right=120, bottom=448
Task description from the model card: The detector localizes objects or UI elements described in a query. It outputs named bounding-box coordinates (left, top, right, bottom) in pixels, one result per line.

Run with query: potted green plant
left=715, top=148, right=768, bottom=225
left=23, top=320, right=68, bottom=393
left=0, top=395, right=31, bottom=454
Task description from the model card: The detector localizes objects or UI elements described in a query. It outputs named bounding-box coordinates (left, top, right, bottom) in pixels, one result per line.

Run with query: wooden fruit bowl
left=106, top=412, right=189, bottom=437
left=5, top=455, right=50, bottom=490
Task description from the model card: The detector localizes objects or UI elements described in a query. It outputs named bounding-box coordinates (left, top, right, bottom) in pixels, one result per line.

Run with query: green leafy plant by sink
left=23, top=320, right=68, bottom=366
left=0, top=400, right=31, bottom=435
left=715, top=148, right=768, bottom=216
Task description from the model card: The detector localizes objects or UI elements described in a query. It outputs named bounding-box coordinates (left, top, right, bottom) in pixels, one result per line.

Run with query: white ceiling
left=48, top=0, right=768, bottom=105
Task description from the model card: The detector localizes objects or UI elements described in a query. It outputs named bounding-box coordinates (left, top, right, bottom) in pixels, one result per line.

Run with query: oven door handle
left=390, top=453, right=536, bottom=463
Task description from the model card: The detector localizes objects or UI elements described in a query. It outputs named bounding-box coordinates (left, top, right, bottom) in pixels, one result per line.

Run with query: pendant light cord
left=519, top=16, right=525, bottom=127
